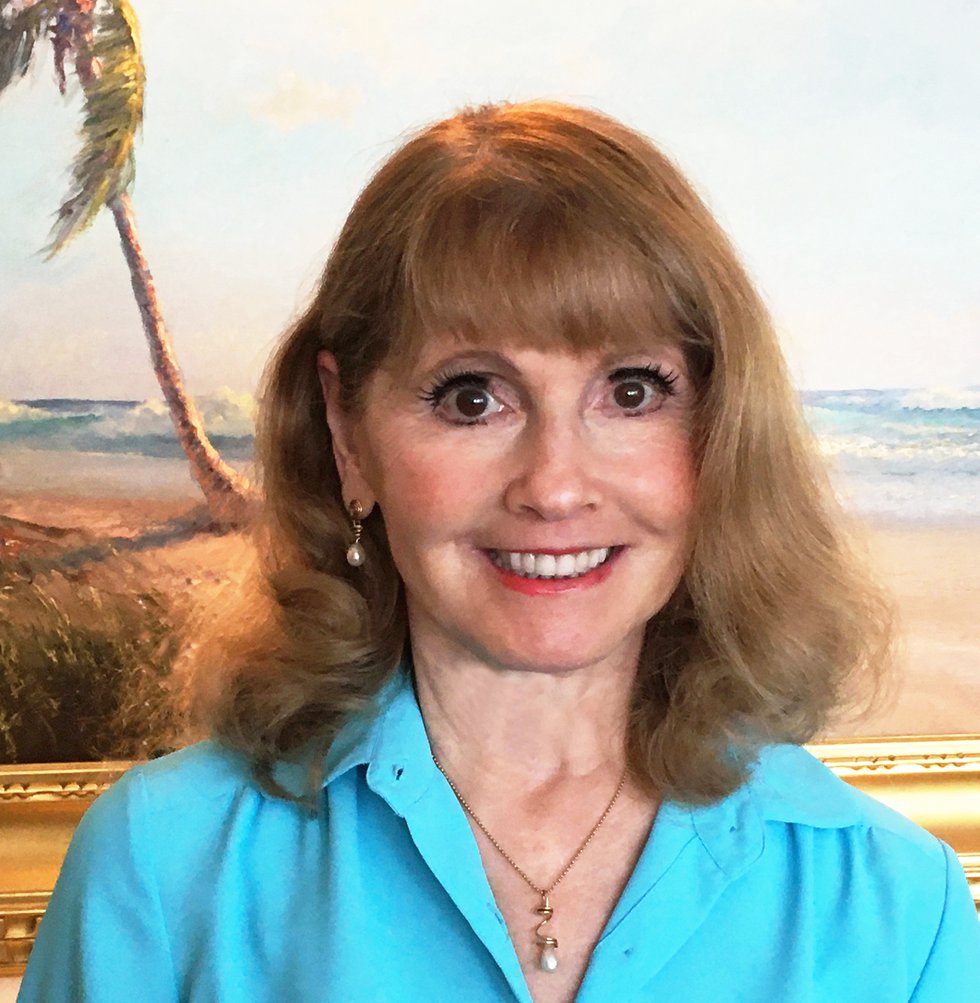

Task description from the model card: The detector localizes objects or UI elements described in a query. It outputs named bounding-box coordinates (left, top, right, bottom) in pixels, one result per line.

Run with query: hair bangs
left=390, top=174, right=687, bottom=367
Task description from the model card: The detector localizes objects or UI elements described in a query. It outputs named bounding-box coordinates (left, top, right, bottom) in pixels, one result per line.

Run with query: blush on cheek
left=622, top=438, right=697, bottom=521
left=406, top=464, right=471, bottom=516
left=655, top=441, right=694, bottom=480
left=373, top=456, right=471, bottom=553
left=668, top=467, right=697, bottom=520
left=403, top=432, right=498, bottom=503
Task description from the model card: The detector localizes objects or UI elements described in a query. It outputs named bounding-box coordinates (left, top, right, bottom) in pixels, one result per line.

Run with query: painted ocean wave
left=895, top=386, right=980, bottom=411
left=802, top=387, right=978, bottom=520
left=0, top=389, right=255, bottom=459
left=0, top=387, right=976, bottom=520
left=803, top=385, right=980, bottom=413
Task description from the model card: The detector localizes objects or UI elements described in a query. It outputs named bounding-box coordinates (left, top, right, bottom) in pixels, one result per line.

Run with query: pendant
left=535, top=893, right=559, bottom=973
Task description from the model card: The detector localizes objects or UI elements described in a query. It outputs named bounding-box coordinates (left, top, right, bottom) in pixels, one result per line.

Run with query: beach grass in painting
left=0, top=390, right=260, bottom=762
left=0, top=575, right=177, bottom=763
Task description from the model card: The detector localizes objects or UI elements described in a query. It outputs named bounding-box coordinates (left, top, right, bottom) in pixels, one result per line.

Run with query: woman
left=19, top=100, right=979, bottom=1002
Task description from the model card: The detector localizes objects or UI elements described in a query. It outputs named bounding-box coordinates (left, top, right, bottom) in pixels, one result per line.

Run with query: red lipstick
left=485, top=548, right=621, bottom=596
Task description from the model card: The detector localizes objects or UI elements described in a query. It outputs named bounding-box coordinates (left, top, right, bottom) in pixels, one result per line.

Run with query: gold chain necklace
left=431, top=753, right=627, bottom=974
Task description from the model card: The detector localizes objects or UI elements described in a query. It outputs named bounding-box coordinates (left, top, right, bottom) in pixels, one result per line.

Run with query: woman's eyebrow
left=417, top=348, right=521, bottom=378
left=597, top=344, right=686, bottom=368
left=411, top=344, right=688, bottom=383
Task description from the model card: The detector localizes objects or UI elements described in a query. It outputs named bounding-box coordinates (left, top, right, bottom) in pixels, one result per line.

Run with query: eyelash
left=418, top=363, right=679, bottom=425
left=417, top=368, right=495, bottom=421
left=608, top=364, right=680, bottom=402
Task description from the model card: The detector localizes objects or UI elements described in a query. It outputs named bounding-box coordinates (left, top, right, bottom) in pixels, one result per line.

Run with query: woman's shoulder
left=750, top=742, right=947, bottom=865
left=118, top=737, right=255, bottom=795
left=20, top=742, right=289, bottom=1001
left=126, top=738, right=257, bottom=796
left=79, top=739, right=266, bottom=844
left=746, top=743, right=980, bottom=992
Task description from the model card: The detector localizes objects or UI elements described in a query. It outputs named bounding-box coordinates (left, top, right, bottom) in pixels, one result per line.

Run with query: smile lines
left=488, top=547, right=615, bottom=579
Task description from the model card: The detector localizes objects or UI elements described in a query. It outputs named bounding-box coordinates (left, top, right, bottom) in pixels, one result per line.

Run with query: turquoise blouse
left=18, top=667, right=980, bottom=1001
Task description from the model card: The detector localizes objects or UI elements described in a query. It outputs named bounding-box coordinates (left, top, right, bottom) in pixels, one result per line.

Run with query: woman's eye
left=443, top=385, right=503, bottom=422
left=606, top=366, right=678, bottom=415
left=420, top=373, right=506, bottom=424
left=612, top=379, right=656, bottom=411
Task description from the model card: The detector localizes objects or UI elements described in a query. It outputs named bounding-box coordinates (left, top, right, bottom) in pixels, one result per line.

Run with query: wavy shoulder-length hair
left=183, top=99, right=893, bottom=806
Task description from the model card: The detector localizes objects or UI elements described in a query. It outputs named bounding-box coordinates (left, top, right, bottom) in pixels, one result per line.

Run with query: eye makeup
left=417, top=367, right=493, bottom=409
left=416, top=355, right=684, bottom=426
left=608, top=363, right=679, bottom=396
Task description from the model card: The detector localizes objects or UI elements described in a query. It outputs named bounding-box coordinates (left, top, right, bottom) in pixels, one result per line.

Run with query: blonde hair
left=183, top=100, right=892, bottom=805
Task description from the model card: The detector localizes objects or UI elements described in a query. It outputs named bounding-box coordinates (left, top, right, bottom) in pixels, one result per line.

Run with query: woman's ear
left=316, top=350, right=377, bottom=514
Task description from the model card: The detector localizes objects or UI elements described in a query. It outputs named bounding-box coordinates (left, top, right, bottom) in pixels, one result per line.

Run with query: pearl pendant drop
left=346, top=542, right=365, bottom=567
left=540, top=946, right=559, bottom=973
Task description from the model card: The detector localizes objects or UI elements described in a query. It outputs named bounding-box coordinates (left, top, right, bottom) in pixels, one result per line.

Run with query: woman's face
left=319, top=335, right=697, bottom=676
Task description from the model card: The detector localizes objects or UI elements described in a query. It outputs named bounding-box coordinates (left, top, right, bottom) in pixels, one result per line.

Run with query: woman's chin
left=476, top=637, right=637, bottom=678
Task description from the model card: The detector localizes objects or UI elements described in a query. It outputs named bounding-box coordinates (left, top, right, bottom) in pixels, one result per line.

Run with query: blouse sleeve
left=909, top=840, right=980, bottom=1002
left=17, top=768, right=178, bottom=1003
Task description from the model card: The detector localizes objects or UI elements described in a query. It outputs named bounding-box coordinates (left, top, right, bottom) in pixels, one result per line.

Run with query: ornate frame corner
left=0, top=762, right=135, bottom=976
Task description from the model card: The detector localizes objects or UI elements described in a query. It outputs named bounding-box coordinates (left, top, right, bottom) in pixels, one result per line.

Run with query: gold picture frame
left=0, top=761, right=135, bottom=977
left=2, top=736, right=978, bottom=977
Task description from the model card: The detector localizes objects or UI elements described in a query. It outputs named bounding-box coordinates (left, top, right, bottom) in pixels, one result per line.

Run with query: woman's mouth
left=482, top=546, right=622, bottom=594
left=487, top=547, right=616, bottom=579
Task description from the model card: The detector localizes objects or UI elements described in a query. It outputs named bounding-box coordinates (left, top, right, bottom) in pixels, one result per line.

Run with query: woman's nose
left=502, top=417, right=600, bottom=520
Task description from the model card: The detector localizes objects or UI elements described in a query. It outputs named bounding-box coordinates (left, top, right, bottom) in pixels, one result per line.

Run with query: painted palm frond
left=45, top=0, right=144, bottom=255
left=0, top=0, right=53, bottom=92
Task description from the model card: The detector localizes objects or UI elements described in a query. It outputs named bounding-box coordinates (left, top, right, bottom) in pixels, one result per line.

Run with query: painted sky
left=1, top=0, right=978, bottom=399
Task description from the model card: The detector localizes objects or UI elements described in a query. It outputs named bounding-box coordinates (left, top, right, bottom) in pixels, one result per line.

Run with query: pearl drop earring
left=346, top=499, right=365, bottom=567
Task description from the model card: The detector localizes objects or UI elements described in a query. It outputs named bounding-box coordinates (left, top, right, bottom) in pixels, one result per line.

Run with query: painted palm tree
left=0, top=0, right=252, bottom=525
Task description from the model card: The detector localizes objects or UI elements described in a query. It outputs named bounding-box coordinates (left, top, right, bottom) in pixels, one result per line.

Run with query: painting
left=1, top=0, right=977, bottom=759
left=1, top=0, right=979, bottom=984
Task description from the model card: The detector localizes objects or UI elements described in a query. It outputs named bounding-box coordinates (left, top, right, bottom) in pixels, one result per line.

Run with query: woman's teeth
left=490, top=547, right=613, bottom=579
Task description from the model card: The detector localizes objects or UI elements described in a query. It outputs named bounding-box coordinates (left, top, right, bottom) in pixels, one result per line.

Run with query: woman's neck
left=409, top=632, right=640, bottom=800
